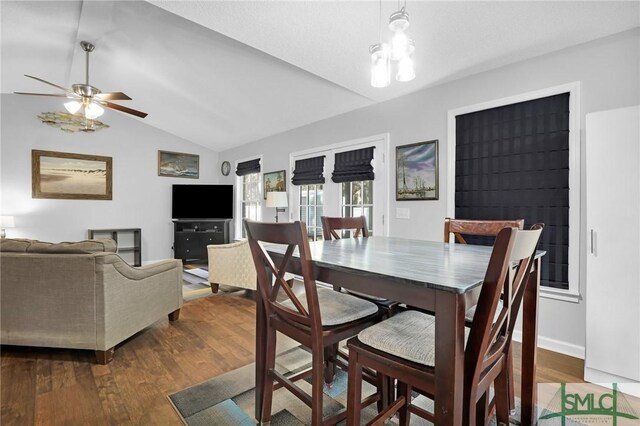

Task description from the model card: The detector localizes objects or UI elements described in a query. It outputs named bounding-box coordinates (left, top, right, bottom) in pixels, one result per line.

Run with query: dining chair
left=444, top=217, right=525, bottom=244
left=244, top=220, right=386, bottom=426
left=444, top=217, right=524, bottom=413
left=346, top=224, right=543, bottom=426
left=320, top=215, right=398, bottom=396
left=320, top=216, right=395, bottom=311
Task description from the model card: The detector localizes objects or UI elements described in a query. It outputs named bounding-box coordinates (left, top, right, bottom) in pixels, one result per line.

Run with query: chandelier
left=370, top=1, right=415, bottom=88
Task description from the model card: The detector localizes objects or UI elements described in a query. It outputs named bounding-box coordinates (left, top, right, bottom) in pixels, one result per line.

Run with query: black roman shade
left=235, top=159, right=261, bottom=176
left=291, top=156, right=325, bottom=185
left=455, top=93, right=570, bottom=290
left=331, top=147, right=375, bottom=183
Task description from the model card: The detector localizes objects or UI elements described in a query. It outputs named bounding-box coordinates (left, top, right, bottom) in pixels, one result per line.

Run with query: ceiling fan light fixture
left=64, top=100, right=82, bottom=114
left=84, top=103, right=104, bottom=120
left=370, top=43, right=391, bottom=88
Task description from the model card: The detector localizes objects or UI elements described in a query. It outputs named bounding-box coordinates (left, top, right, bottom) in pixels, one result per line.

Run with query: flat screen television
left=172, top=184, right=233, bottom=219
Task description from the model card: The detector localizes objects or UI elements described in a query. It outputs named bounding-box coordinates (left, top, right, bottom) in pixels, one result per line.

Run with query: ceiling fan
left=15, top=41, right=147, bottom=119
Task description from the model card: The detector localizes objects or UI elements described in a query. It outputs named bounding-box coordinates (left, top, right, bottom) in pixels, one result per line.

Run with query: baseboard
left=512, top=330, right=585, bottom=359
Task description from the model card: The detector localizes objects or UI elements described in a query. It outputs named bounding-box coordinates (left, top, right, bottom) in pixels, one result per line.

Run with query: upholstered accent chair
left=0, top=238, right=183, bottom=364
left=207, top=239, right=256, bottom=293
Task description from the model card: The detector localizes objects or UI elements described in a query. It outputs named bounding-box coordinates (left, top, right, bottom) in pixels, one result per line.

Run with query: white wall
left=0, top=94, right=219, bottom=262
left=217, top=28, right=640, bottom=355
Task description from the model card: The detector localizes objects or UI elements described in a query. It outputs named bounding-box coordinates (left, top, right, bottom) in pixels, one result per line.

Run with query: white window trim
left=447, top=82, right=581, bottom=303
left=234, top=154, right=263, bottom=239
left=289, top=133, right=390, bottom=236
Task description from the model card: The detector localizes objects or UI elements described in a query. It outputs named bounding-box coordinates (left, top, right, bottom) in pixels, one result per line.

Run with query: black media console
left=172, top=219, right=232, bottom=261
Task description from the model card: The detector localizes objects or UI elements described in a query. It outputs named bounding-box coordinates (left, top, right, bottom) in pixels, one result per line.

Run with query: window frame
left=447, top=82, right=581, bottom=303
left=289, top=133, right=390, bottom=238
left=234, top=155, right=263, bottom=239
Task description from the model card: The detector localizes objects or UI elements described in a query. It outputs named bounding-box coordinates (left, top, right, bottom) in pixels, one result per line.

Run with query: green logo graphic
left=540, top=383, right=639, bottom=425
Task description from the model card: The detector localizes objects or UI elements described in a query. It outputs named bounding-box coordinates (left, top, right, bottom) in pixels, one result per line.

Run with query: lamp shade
left=0, top=216, right=15, bottom=228
left=266, top=192, right=288, bottom=208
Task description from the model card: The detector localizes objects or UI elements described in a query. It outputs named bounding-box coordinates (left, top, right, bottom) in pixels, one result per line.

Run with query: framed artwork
left=396, top=140, right=439, bottom=201
left=263, top=170, right=286, bottom=199
left=32, top=150, right=112, bottom=200
left=158, top=150, right=199, bottom=178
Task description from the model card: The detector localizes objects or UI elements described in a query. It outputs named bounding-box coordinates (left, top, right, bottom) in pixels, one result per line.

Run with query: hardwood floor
left=1, top=294, right=584, bottom=425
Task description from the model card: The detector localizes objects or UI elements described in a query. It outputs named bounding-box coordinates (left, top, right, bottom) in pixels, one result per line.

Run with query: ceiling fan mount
left=14, top=40, right=147, bottom=119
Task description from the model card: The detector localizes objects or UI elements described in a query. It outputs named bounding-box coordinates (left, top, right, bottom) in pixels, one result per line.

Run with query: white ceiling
left=2, top=1, right=639, bottom=152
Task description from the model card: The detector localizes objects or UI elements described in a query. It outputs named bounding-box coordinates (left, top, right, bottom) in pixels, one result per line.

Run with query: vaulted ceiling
left=2, top=1, right=638, bottom=151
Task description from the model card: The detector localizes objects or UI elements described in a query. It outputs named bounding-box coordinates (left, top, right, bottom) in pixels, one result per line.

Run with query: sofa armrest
left=94, top=253, right=183, bottom=350
left=94, top=253, right=181, bottom=280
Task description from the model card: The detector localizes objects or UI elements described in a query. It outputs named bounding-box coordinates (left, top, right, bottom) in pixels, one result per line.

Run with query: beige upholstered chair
left=207, top=240, right=256, bottom=293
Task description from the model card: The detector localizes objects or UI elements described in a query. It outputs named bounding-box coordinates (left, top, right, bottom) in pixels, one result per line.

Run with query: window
left=290, top=134, right=389, bottom=238
left=299, top=184, right=324, bottom=241
left=448, top=82, right=581, bottom=302
left=340, top=181, right=373, bottom=237
left=235, top=157, right=262, bottom=238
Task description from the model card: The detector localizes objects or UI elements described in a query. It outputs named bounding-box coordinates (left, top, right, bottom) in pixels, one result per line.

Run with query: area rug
left=168, top=345, right=574, bottom=425
left=182, top=267, right=212, bottom=301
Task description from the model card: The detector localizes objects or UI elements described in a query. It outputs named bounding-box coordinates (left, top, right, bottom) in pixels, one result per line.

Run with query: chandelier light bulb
left=391, top=30, right=411, bottom=61
left=396, top=53, right=416, bottom=82
left=370, top=43, right=390, bottom=88
left=64, top=100, right=82, bottom=114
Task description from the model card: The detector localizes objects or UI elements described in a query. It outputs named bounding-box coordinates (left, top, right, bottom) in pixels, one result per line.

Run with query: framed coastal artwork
left=396, top=140, right=439, bottom=201
left=32, top=150, right=112, bottom=200
left=158, top=150, right=199, bottom=178
left=263, top=170, right=286, bottom=199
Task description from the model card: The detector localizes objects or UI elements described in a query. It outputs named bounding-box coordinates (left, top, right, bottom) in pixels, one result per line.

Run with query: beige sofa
left=207, top=240, right=256, bottom=293
left=0, top=238, right=183, bottom=364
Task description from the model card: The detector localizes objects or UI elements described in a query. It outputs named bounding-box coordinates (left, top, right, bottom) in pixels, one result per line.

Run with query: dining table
left=256, top=236, right=544, bottom=425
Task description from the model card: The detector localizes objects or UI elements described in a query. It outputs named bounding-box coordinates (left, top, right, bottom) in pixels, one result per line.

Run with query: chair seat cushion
left=358, top=310, right=469, bottom=367
left=282, top=287, right=379, bottom=327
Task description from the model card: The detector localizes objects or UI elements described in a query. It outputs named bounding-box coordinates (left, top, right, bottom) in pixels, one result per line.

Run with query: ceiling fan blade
left=95, top=92, right=132, bottom=101
left=24, top=74, right=74, bottom=94
left=101, top=101, right=148, bottom=118
left=14, top=92, right=71, bottom=98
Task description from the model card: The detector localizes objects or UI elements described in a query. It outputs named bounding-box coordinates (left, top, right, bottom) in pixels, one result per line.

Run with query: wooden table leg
left=255, top=281, right=267, bottom=423
left=521, top=257, right=540, bottom=426
left=434, top=291, right=465, bottom=425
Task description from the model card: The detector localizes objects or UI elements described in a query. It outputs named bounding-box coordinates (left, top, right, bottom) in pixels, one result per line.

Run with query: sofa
left=0, top=238, right=183, bottom=364
left=207, top=240, right=256, bottom=293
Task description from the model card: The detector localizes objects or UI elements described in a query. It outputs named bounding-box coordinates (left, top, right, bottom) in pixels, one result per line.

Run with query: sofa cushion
left=27, top=239, right=117, bottom=254
left=0, top=238, right=36, bottom=253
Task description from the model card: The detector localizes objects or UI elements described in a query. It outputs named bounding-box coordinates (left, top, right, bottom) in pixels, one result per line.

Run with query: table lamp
left=266, top=192, right=288, bottom=223
left=1, top=216, right=15, bottom=238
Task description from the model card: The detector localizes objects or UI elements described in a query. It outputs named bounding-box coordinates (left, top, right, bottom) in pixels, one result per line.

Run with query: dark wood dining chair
left=444, top=217, right=525, bottom=244
left=346, top=224, right=544, bottom=426
left=320, top=215, right=398, bottom=397
left=444, top=217, right=524, bottom=413
left=244, top=220, right=386, bottom=426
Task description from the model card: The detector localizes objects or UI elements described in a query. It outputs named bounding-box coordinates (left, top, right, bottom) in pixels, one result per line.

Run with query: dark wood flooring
left=1, top=293, right=584, bottom=425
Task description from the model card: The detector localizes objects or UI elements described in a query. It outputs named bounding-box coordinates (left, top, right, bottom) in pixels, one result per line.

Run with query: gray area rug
left=168, top=345, right=578, bottom=425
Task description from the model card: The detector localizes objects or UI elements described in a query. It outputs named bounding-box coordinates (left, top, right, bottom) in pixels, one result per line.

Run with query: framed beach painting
left=263, top=170, right=286, bottom=199
left=396, top=140, right=439, bottom=201
left=32, top=150, right=112, bottom=200
left=158, top=150, right=199, bottom=178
